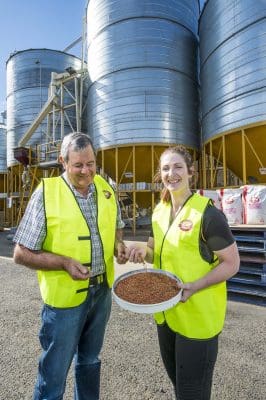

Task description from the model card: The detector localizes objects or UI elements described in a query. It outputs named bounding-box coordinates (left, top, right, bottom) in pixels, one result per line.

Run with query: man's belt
left=76, top=273, right=106, bottom=293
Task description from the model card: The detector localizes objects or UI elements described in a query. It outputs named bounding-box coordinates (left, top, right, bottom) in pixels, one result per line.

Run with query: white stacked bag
left=219, top=188, right=243, bottom=225
left=242, top=185, right=266, bottom=225
left=197, top=186, right=266, bottom=225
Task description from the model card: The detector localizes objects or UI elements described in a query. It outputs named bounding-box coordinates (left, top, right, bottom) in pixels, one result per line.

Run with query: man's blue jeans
left=33, top=283, right=112, bottom=400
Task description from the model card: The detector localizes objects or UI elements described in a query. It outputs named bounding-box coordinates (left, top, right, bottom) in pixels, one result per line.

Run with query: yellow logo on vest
left=103, top=190, right=112, bottom=199
left=178, top=219, right=193, bottom=231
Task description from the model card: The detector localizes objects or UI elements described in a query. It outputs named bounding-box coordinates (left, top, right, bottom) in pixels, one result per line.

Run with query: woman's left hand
left=178, top=242, right=240, bottom=302
left=178, top=282, right=198, bottom=302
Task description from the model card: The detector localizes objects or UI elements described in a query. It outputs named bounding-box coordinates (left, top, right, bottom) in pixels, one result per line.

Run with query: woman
left=127, top=145, right=240, bottom=400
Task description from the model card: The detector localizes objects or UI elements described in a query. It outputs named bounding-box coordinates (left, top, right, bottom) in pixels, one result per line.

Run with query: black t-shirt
left=200, top=204, right=235, bottom=263
left=150, top=204, right=235, bottom=264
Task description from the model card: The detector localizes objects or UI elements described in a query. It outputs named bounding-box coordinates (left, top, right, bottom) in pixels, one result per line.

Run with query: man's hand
left=62, top=258, right=90, bottom=280
left=13, top=244, right=90, bottom=280
left=115, top=240, right=128, bottom=264
left=127, top=245, right=146, bottom=263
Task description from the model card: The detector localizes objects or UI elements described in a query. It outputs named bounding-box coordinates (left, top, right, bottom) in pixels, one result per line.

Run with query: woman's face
left=160, top=152, right=192, bottom=193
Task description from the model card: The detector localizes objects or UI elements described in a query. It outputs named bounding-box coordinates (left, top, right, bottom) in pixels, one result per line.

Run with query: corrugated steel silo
left=86, top=0, right=200, bottom=211
left=6, top=49, right=83, bottom=167
left=0, top=122, right=7, bottom=226
left=200, top=0, right=266, bottom=184
left=86, top=0, right=200, bottom=151
left=0, top=123, right=7, bottom=173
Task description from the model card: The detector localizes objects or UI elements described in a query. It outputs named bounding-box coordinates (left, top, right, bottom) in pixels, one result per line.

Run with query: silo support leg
left=241, top=130, right=247, bottom=184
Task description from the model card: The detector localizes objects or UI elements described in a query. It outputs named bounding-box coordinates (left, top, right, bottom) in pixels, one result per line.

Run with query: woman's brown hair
left=154, top=145, right=194, bottom=202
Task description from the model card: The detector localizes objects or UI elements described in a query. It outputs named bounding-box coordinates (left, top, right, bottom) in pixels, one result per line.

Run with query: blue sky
left=0, top=0, right=87, bottom=112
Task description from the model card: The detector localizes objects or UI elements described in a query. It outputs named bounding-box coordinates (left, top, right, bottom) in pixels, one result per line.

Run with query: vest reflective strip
left=152, top=194, right=226, bottom=339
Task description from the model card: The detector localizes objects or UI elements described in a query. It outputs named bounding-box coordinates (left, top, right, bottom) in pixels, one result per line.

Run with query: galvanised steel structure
left=200, top=0, right=266, bottom=186
left=0, top=123, right=6, bottom=173
left=5, top=49, right=88, bottom=227
left=86, top=0, right=200, bottom=229
left=87, top=0, right=200, bottom=150
left=0, top=123, right=7, bottom=226
left=6, top=49, right=84, bottom=167
left=5, top=0, right=266, bottom=228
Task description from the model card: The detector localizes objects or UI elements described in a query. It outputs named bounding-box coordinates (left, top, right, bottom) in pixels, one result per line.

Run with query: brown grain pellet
left=114, top=272, right=180, bottom=304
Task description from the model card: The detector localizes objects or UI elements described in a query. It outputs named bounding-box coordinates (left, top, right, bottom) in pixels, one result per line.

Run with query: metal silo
left=6, top=49, right=83, bottom=167
left=86, top=0, right=200, bottom=218
left=0, top=120, right=7, bottom=227
left=87, top=0, right=200, bottom=150
left=200, top=0, right=266, bottom=185
left=0, top=123, right=7, bottom=173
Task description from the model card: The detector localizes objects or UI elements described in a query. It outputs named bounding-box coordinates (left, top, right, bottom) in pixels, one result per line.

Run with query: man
left=13, top=132, right=127, bottom=400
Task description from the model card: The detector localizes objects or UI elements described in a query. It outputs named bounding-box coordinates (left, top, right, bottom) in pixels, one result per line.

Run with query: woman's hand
left=178, top=242, right=240, bottom=302
left=178, top=282, right=198, bottom=302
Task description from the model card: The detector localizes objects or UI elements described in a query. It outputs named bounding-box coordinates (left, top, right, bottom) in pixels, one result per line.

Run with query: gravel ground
left=0, top=233, right=265, bottom=400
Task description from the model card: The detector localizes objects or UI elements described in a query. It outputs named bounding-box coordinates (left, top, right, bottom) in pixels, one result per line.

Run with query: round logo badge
left=103, top=190, right=112, bottom=199
left=179, top=219, right=193, bottom=231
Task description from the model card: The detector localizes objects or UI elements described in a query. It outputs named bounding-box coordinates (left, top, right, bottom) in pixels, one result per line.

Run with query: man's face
left=60, top=145, right=96, bottom=193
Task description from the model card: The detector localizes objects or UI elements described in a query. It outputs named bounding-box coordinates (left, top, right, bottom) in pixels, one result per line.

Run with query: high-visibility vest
left=152, top=193, right=226, bottom=339
left=37, top=175, right=117, bottom=308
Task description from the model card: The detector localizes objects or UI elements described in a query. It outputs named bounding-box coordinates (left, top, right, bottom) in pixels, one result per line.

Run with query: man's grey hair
left=60, top=132, right=96, bottom=162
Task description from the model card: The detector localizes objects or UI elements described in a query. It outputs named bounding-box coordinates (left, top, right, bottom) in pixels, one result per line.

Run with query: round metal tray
left=112, top=268, right=182, bottom=314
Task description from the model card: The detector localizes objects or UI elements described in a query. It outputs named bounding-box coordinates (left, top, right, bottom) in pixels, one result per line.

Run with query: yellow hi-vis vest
left=153, top=193, right=226, bottom=339
left=37, top=175, right=117, bottom=308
